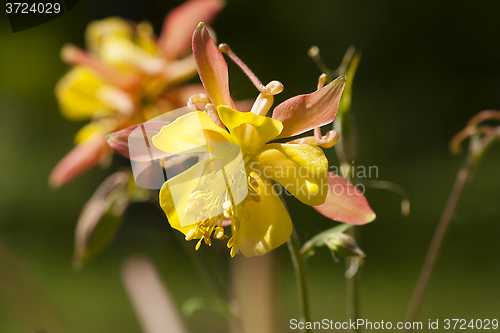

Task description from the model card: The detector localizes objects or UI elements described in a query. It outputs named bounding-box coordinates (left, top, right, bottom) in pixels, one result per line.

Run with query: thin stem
left=311, top=46, right=362, bottom=330
left=280, top=194, right=311, bottom=331
left=219, top=43, right=270, bottom=94
left=335, top=85, right=360, bottom=332
left=336, top=134, right=360, bottom=332
left=345, top=228, right=360, bottom=333
left=280, top=191, right=311, bottom=332
left=308, top=46, right=334, bottom=82
left=287, top=228, right=311, bottom=333
left=402, top=135, right=493, bottom=331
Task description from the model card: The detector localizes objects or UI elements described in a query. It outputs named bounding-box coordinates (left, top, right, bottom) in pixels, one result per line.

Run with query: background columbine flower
left=49, top=0, right=223, bottom=187
left=144, top=23, right=376, bottom=257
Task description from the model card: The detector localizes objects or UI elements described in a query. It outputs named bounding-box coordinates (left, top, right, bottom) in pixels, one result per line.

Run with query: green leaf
left=78, top=209, right=125, bottom=266
left=338, top=48, right=361, bottom=119
left=73, top=171, right=131, bottom=268
left=334, top=48, right=361, bottom=147
left=127, top=175, right=153, bottom=203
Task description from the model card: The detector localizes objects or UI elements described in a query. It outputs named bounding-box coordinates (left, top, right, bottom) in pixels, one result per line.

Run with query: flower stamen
left=314, top=127, right=340, bottom=148
left=223, top=209, right=233, bottom=219
left=219, top=43, right=277, bottom=96
left=195, top=238, right=203, bottom=251
left=317, top=73, right=328, bottom=90
left=187, top=93, right=210, bottom=111
left=214, top=227, right=227, bottom=240
left=204, top=103, right=224, bottom=128
left=185, top=228, right=197, bottom=241
left=250, top=80, right=284, bottom=116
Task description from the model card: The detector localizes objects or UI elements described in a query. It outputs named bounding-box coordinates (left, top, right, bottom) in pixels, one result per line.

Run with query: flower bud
left=325, top=233, right=365, bottom=259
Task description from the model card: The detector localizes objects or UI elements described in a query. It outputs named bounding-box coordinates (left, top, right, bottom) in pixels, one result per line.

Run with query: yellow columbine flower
left=106, top=23, right=375, bottom=257
left=50, top=0, right=223, bottom=187
left=146, top=23, right=375, bottom=258
left=153, top=105, right=330, bottom=257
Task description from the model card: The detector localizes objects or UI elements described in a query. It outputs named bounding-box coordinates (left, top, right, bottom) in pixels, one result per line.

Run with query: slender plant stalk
left=281, top=193, right=311, bottom=331
left=311, top=47, right=363, bottom=330
left=402, top=135, right=493, bottom=331
left=336, top=130, right=361, bottom=332
left=345, top=228, right=360, bottom=333
left=334, top=53, right=362, bottom=330
left=287, top=228, right=311, bottom=333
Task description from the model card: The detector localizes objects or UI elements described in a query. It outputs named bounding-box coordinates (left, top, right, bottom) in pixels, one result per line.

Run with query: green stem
left=287, top=228, right=311, bottom=333
left=310, top=47, right=363, bottom=330
left=336, top=132, right=361, bottom=331
left=333, top=64, right=362, bottom=330
left=345, top=228, right=360, bottom=333
left=402, top=135, right=494, bottom=332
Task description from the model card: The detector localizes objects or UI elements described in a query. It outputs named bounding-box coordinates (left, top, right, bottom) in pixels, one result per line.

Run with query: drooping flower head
left=150, top=23, right=375, bottom=257
left=50, top=0, right=224, bottom=187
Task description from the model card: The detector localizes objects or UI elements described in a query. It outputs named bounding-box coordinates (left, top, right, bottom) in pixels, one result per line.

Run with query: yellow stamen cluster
left=185, top=215, right=228, bottom=251
left=187, top=93, right=224, bottom=128
left=183, top=180, right=233, bottom=252
left=182, top=173, right=261, bottom=257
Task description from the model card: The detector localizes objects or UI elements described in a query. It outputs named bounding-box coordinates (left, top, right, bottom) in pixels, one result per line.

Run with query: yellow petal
left=99, top=36, right=164, bottom=74
left=55, top=67, right=112, bottom=120
left=74, top=119, right=118, bottom=144
left=159, top=178, right=196, bottom=236
left=86, top=17, right=133, bottom=54
left=236, top=172, right=292, bottom=257
left=252, top=143, right=328, bottom=206
left=159, top=158, right=213, bottom=234
left=159, top=158, right=234, bottom=233
left=135, top=21, right=158, bottom=55
left=152, top=111, right=231, bottom=155
left=86, top=17, right=163, bottom=73
left=217, top=105, right=283, bottom=154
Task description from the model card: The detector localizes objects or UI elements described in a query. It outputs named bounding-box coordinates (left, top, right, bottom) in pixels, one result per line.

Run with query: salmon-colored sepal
left=159, top=0, right=224, bottom=60
left=192, top=22, right=235, bottom=108
left=314, top=172, right=376, bottom=225
left=106, top=121, right=171, bottom=161
left=272, top=76, right=346, bottom=138
left=49, top=136, right=110, bottom=188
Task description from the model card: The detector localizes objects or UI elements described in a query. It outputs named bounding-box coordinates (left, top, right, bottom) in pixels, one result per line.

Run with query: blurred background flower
left=1, top=0, right=499, bottom=332
left=50, top=0, right=223, bottom=187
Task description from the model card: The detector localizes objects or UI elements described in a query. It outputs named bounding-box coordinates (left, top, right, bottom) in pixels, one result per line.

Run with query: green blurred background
left=1, top=0, right=499, bottom=332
